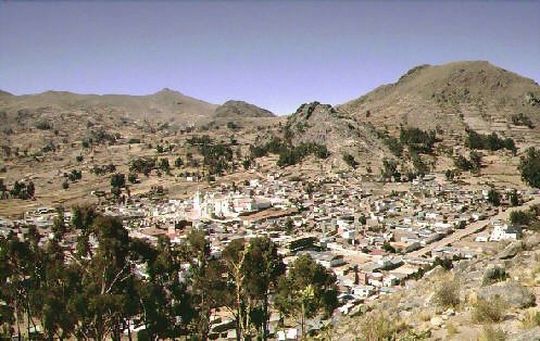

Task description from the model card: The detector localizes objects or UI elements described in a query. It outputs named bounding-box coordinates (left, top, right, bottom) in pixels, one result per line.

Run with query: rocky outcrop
left=478, top=281, right=535, bottom=309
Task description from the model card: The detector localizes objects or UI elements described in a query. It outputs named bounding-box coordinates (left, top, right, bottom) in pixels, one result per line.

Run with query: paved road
left=407, top=195, right=540, bottom=258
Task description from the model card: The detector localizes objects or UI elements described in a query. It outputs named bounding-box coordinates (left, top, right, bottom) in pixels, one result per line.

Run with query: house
left=351, top=285, right=375, bottom=298
left=490, top=223, right=522, bottom=241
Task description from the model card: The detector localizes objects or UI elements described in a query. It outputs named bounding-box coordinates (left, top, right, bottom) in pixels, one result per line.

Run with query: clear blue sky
left=1, top=1, right=539, bottom=114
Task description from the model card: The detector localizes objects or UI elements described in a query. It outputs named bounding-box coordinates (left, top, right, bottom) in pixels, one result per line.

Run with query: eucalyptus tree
left=275, top=254, right=338, bottom=338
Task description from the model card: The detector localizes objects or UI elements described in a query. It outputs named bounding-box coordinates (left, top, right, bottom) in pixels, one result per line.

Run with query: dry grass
left=472, top=297, right=507, bottom=324
left=477, top=325, right=506, bottom=341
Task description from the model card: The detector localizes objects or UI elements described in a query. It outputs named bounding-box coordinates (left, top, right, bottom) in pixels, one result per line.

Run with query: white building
left=489, top=222, right=521, bottom=241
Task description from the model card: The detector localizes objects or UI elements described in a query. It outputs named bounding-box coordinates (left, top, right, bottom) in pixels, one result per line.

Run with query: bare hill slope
left=340, top=61, right=540, bottom=143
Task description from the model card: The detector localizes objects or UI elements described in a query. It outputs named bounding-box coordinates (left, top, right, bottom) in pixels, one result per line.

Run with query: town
left=2, top=170, right=535, bottom=339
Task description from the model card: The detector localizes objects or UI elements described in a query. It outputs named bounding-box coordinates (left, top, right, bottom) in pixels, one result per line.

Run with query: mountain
left=0, top=88, right=218, bottom=124
left=340, top=61, right=540, bottom=141
left=213, top=100, right=275, bottom=119
left=284, top=101, right=391, bottom=167
left=0, top=90, right=13, bottom=97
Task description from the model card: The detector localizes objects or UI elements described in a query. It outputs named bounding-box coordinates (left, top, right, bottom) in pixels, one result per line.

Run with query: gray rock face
left=498, top=241, right=524, bottom=259
left=478, top=281, right=535, bottom=309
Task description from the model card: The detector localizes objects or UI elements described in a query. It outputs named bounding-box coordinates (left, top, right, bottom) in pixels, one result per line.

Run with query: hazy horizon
left=1, top=1, right=539, bottom=114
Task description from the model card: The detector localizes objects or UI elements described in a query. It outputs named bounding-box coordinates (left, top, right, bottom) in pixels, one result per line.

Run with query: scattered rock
left=443, top=308, right=456, bottom=317
left=430, top=316, right=444, bottom=328
left=478, top=281, right=535, bottom=309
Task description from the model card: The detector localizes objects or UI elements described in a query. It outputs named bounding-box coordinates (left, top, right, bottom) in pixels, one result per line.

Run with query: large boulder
left=478, top=281, right=535, bottom=309
left=510, top=326, right=540, bottom=341
left=498, top=241, right=524, bottom=259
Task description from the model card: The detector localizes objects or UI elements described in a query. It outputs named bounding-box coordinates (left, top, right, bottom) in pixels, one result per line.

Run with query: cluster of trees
left=65, top=169, right=82, bottom=182
left=0, top=179, right=35, bottom=200
left=519, top=147, right=540, bottom=188
left=276, top=143, right=329, bottom=167
left=465, top=130, right=516, bottom=153
left=380, top=159, right=400, bottom=179
left=248, top=137, right=329, bottom=167
left=155, top=144, right=174, bottom=154
left=399, top=127, right=437, bottom=154
left=509, top=206, right=540, bottom=230
left=187, top=135, right=234, bottom=175
left=511, top=113, right=534, bottom=128
left=0, top=208, right=338, bottom=340
left=129, top=157, right=156, bottom=177
left=383, top=135, right=403, bottom=157
left=82, top=128, right=118, bottom=148
left=91, top=164, right=117, bottom=176
left=454, top=151, right=482, bottom=172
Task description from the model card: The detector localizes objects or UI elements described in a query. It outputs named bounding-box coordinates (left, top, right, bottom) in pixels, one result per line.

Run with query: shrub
left=472, top=297, right=507, bottom=323
left=434, top=278, right=460, bottom=308
left=482, top=266, right=508, bottom=286
left=76, top=155, right=84, bottom=162
left=35, top=119, right=52, bottom=130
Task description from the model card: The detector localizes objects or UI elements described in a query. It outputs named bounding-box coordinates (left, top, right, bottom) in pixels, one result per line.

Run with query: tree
left=184, top=230, right=226, bottom=339
left=509, top=210, right=532, bottom=226
left=174, top=157, right=184, bottom=168
left=469, top=151, right=482, bottom=172
left=138, top=236, right=193, bottom=339
left=454, top=155, right=473, bottom=171
left=381, top=159, right=399, bottom=180
left=519, top=147, right=540, bottom=188
left=110, top=173, right=126, bottom=189
left=275, top=254, right=338, bottom=338
left=510, top=190, right=519, bottom=206
left=242, top=238, right=285, bottom=340
left=487, top=188, right=501, bottom=206
left=159, top=158, right=171, bottom=174
left=69, top=216, right=133, bottom=340
left=343, top=153, right=358, bottom=169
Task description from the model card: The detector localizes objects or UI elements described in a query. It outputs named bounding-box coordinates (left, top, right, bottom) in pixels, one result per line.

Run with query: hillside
left=340, top=61, right=540, bottom=145
left=213, top=100, right=275, bottom=119
left=0, top=88, right=218, bottom=124
left=284, top=102, right=391, bottom=168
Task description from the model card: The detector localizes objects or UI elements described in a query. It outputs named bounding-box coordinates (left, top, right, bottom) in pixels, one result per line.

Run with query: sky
left=1, top=1, right=539, bottom=115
